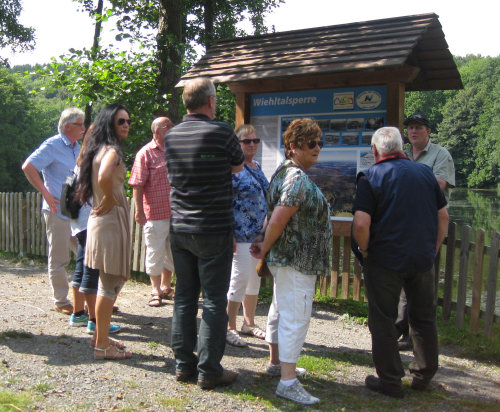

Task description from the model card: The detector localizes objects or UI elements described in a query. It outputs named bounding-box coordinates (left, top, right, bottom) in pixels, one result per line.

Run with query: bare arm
left=94, top=150, right=120, bottom=216
left=250, top=205, right=298, bottom=259
left=436, top=206, right=449, bottom=254
left=231, top=161, right=244, bottom=174
left=436, top=177, right=447, bottom=192
left=21, top=160, right=59, bottom=213
left=353, top=210, right=371, bottom=256
left=132, top=186, right=147, bottom=225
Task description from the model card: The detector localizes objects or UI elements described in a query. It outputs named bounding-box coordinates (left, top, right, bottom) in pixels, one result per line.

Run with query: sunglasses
left=240, top=138, right=261, bottom=145
left=306, top=140, right=324, bottom=149
left=117, top=118, right=132, bottom=126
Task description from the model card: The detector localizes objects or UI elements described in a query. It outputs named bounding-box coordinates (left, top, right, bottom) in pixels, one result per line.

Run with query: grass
left=0, top=330, right=33, bottom=340
left=0, top=389, right=33, bottom=411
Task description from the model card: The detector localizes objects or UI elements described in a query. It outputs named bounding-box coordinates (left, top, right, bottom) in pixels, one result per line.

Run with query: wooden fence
left=1, top=192, right=499, bottom=340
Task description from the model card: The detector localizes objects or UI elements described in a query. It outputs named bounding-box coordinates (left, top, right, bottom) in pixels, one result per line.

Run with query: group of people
left=22, top=75, right=454, bottom=405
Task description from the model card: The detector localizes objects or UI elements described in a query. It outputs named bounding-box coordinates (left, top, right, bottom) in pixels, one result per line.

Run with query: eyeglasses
left=306, top=140, right=324, bottom=149
left=240, top=138, right=261, bottom=145
left=117, top=118, right=132, bottom=126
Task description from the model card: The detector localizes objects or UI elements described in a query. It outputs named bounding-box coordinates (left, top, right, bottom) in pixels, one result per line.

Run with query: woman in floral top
left=251, top=118, right=331, bottom=405
left=226, top=125, right=269, bottom=348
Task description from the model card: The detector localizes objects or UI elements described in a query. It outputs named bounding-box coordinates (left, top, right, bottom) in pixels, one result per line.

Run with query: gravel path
left=0, top=259, right=499, bottom=411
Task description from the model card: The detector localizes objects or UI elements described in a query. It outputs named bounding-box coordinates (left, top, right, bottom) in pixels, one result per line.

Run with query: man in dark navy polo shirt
left=353, top=126, right=448, bottom=398
left=165, top=77, right=244, bottom=390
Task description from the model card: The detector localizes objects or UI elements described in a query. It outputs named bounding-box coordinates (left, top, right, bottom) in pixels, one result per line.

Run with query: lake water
left=448, top=188, right=500, bottom=237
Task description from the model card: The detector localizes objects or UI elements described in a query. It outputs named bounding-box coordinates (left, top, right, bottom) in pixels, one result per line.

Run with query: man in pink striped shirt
left=129, top=117, right=175, bottom=307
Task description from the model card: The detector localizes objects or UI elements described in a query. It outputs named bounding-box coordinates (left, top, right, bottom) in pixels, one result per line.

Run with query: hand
left=43, top=192, right=60, bottom=214
left=135, top=210, right=147, bottom=225
left=250, top=241, right=265, bottom=259
left=94, top=195, right=118, bottom=216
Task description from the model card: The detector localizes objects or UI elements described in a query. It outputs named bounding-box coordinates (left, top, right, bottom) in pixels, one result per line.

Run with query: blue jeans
left=363, top=257, right=438, bottom=388
left=71, top=230, right=99, bottom=294
left=170, top=231, right=233, bottom=380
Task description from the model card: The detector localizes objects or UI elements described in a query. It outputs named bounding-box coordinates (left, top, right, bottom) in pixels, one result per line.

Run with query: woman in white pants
left=251, top=118, right=331, bottom=405
left=226, top=125, right=269, bottom=347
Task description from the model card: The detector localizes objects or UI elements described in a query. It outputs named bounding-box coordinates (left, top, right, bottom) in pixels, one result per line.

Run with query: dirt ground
left=0, top=258, right=499, bottom=411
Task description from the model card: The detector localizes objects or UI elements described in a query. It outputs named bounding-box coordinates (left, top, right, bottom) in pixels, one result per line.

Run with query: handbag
left=60, top=173, right=81, bottom=219
left=256, top=258, right=272, bottom=279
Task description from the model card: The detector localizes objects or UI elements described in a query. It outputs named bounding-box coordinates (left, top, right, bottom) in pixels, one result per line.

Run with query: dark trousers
left=170, top=231, right=233, bottom=380
left=71, top=230, right=99, bottom=294
left=395, top=289, right=409, bottom=338
left=364, top=258, right=438, bottom=388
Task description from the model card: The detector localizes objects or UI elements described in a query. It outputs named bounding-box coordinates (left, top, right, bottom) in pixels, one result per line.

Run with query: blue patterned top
left=232, top=162, right=269, bottom=242
left=266, top=159, right=332, bottom=277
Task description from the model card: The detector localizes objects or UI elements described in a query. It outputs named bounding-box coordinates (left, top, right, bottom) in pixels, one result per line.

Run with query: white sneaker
left=275, top=380, right=319, bottom=405
left=266, top=363, right=306, bottom=377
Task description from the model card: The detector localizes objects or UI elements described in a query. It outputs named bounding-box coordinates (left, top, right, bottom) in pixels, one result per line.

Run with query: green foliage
left=0, top=0, right=35, bottom=65
left=0, top=68, right=39, bottom=192
left=406, top=55, right=500, bottom=188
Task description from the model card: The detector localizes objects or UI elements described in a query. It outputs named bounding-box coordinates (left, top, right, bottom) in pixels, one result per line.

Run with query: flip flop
left=148, top=294, right=162, bottom=307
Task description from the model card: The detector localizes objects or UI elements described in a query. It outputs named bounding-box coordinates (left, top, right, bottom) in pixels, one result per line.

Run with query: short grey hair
left=182, top=78, right=216, bottom=111
left=58, top=108, right=85, bottom=135
left=371, top=127, right=403, bottom=156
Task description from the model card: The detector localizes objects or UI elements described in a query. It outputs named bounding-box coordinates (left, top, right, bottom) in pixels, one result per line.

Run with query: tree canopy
left=0, top=0, right=35, bottom=65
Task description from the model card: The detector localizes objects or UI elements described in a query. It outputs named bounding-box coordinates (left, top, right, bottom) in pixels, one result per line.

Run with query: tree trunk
left=156, top=0, right=185, bottom=123
left=203, top=0, right=214, bottom=48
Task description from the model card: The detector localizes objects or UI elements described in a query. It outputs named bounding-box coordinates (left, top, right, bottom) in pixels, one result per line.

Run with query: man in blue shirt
left=353, top=127, right=448, bottom=398
left=22, top=108, right=85, bottom=314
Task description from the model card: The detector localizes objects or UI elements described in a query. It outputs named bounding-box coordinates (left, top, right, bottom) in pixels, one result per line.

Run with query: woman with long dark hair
left=76, top=103, right=132, bottom=360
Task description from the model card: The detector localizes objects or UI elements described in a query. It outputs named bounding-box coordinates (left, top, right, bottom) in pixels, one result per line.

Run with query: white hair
left=371, top=127, right=403, bottom=155
left=58, top=107, right=84, bottom=134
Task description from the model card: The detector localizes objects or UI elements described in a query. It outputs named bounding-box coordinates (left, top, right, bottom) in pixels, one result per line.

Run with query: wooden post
left=470, top=229, right=485, bottom=333
left=386, top=82, right=405, bottom=129
left=456, top=225, right=471, bottom=329
left=341, top=236, right=351, bottom=299
left=18, top=193, right=24, bottom=256
left=442, top=222, right=456, bottom=323
left=330, top=235, right=340, bottom=298
left=484, top=232, right=499, bottom=338
left=353, top=258, right=362, bottom=301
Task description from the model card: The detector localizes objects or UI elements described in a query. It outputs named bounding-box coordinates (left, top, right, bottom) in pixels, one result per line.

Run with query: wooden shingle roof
left=178, top=13, right=462, bottom=91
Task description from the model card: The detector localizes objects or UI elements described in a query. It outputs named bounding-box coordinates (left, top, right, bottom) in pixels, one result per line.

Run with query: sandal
left=226, top=329, right=247, bottom=347
left=90, top=337, right=126, bottom=349
left=240, top=321, right=266, bottom=339
left=94, top=345, right=132, bottom=360
left=148, top=294, right=162, bottom=307
left=160, top=287, right=175, bottom=300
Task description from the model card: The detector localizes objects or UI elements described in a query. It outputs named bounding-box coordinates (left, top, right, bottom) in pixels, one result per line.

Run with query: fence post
left=456, top=225, right=471, bottom=329
left=442, top=223, right=456, bottom=323
left=470, top=229, right=485, bottom=333
left=484, top=232, right=499, bottom=338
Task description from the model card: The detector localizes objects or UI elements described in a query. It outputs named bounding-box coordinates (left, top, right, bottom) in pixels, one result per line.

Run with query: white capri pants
left=265, top=266, right=317, bottom=363
left=227, top=242, right=261, bottom=302
left=143, top=219, right=174, bottom=277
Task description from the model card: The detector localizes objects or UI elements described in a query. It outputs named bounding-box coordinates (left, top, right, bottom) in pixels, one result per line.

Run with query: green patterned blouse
left=266, top=159, right=332, bottom=277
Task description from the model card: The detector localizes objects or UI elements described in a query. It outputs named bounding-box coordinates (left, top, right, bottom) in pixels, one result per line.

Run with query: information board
left=250, top=86, right=386, bottom=213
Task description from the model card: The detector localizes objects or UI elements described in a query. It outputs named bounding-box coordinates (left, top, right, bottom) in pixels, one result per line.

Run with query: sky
left=4, top=0, right=499, bottom=66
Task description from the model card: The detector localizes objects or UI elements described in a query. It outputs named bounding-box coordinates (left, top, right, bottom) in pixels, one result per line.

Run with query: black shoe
left=398, top=336, right=413, bottom=351
left=197, top=369, right=238, bottom=390
left=175, top=370, right=198, bottom=383
left=365, top=375, right=404, bottom=398
left=411, top=377, right=430, bottom=391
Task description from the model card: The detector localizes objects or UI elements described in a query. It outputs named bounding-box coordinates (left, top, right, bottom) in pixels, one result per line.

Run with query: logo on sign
left=356, top=91, right=382, bottom=109
left=333, top=92, right=354, bottom=110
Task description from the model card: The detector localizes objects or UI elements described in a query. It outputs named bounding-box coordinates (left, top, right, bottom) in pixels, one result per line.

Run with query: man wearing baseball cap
left=395, top=113, right=455, bottom=351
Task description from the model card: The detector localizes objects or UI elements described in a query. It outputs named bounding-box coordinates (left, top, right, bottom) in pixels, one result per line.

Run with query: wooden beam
left=227, top=66, right=420, bottom=94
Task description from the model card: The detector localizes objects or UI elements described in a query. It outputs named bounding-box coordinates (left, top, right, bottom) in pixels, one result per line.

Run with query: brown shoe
left=54, top=304, right=73, bottom=315
left=176, top=370, right=198, bottom=383
left=197, top=369, right=238, bottom=390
